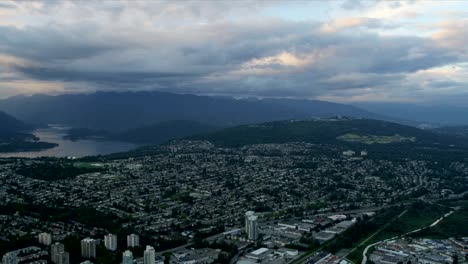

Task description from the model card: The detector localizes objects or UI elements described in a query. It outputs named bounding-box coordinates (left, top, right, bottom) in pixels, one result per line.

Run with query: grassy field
left=409, top=199, right=468, bottom=239
left=74, top=161, right=106, bottom=168
left=323, top=207, right=406, bottom=263
left=346, top=202, right=449, bottom=263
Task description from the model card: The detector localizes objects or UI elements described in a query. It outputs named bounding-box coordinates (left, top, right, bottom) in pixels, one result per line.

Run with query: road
left=148, top=205, right=391, bottom=259
left=146, top=197, right=461, bottom=262
left=286, top=205, right=413, bottom=264
left=261, top=204, right=400, bottom=226
left=360, top=210, right=455, bottom=264
left=154, top=232, right=227, bottom=257
left=342, top=209, right=408, bottom=262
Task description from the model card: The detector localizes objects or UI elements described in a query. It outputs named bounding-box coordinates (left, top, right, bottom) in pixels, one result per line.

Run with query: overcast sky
left=0, top=0, right=467, bottom=104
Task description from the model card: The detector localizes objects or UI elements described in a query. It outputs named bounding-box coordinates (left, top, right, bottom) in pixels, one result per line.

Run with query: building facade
left=57, top=251, right=69, bottom=264
left=246, top=214, right=259, bottom=241
left=122, top=250, right=133, bottom=264
left=245, top=211, right=255, bottom=232
left=127, top=234, right=140, bottom=248
left=38, top=232, right=52, bottom=246
left=81, top=238, right=96, bottom=259
left=51, top=242, right=65, bottom=264
left=104, top=234, right=117, bottom=251
left=143, top=246, right=155, bottom=264
left=1, top=252, right=17, bottom=264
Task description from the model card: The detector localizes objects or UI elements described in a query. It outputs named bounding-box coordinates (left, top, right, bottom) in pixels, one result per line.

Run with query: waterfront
left=0, top=125, right=138, bottom=158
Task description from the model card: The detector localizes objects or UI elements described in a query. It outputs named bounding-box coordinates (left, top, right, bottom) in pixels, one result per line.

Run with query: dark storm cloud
left=0, top=26, right=117, bottom=62
left=6, top=19, right=460, bottom=98
left=328, top=36, right=459, bottom=74
left=179, top=20, right=322, bottom=65
left=0, top=0, right=466, bottom=102
left=15, top=66, right=200, bottom=86
left=184, top=30, right=460, bottom=99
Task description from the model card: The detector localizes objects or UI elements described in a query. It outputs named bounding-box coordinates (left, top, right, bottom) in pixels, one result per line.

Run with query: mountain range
left=65, top=120, right=216, bottom=145
left=0, top=91, right=381, bottom=132
left=0, top=111, right=57, bottom=153
left=191, top=118, right=461, bottom=147
left=188, top=118, right=468, bottom=162
left=355, top=103, right=468, bottom=126
left=2, top=91, right=468, bottom=153
left=0, top=111, right=31, bottom=136
left=433, top=125, right=468, bottom=138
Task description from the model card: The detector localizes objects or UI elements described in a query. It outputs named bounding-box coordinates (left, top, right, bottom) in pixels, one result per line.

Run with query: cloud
left=0, top=2, right=14, bottom=9
left=0, top=54, right=32, bottom=67
left=432, top=19, right=468, bottom=56
left=0, top=0, right=466, bottom=103
left=14, top=65, right=201, bottom=89
left=0, top=25, right=122, bottom=63
left=0, top=79, right=65, bottom=98
left=319, top=17, right=396, bottom=33
left=341, top=0, right=366, bottom=10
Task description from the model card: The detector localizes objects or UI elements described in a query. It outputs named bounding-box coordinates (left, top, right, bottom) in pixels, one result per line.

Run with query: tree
left=163, top=253, right=171, bottom=264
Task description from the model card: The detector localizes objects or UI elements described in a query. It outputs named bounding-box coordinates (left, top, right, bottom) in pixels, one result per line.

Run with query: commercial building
left=144, top=245, right=155, bottom=264
left=57, top=251, right=70, bottom=264
left=245, top=248, right=270, bottom=262
left=342, top=150, right=355, bottom=157
left=81, top=238, right=96, bottom=259
left=104, top=234, right=117, bottom=251
left=245, top=211, right=255, bottom=232
left=51, top=242, right=65, bottom=264
left=171, top=248, right=219, bottom=264
left=38, top=232, right=52, bottom=246
left=314, top=231, right=336, bottom=243
left=1, top=252, right=17, bottom=264
left=245, top=212, right=258, bottom=241
left=122, top=250, right=133, bottom=264
left=127, top=234, right=140, bottom=248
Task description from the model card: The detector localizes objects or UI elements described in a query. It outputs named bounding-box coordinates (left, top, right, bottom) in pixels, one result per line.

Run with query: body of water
left=0, top=125, right=138, bottom=158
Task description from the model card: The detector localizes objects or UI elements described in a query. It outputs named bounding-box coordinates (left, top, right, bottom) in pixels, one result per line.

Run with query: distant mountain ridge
left=0, top=91, right=381, bottom=132
left=433, top=125, right=468, bottom=138
left=66, top=120, right=217, bottom=144
left=118, top=120, right=216, bottom=144
left=191, top=118, right=449, bottom=147
left=262, top=98, right=383, bottom=119
left=0, top=111, right=31, bottom=135
left=355, top=103, right=468, bottom=125
left=0, top=111, right=57, bottom=153
left=188, top=118, right=468, bottom=162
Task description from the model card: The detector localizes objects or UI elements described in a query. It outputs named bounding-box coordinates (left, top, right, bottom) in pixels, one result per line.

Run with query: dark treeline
left=192, top=239, right=238, bottom=264
left=15, top=162, right=105, bottom=181
left=191, top=119, right=468, bottom=163
left=410, top=201, right=468, bottom=239
left=0, top=139, right=57, bottom=153
left=325, top=206, right=404, bottom=253
left=0, top=204, right=121, bottom=230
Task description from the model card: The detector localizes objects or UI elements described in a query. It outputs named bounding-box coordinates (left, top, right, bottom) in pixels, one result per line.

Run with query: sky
left=0, top=0, right=467, bottom=105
